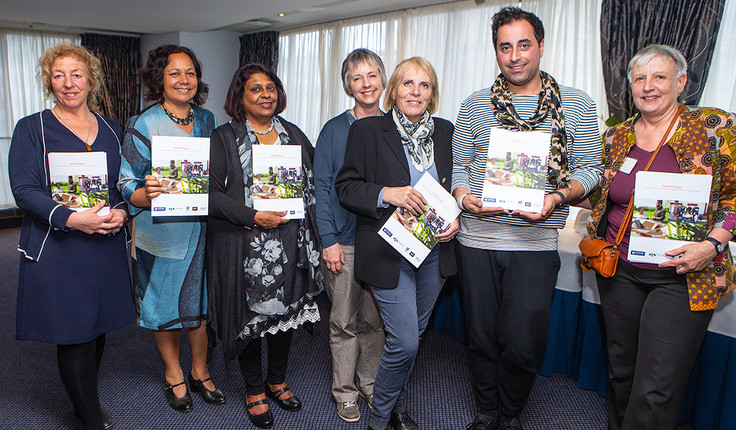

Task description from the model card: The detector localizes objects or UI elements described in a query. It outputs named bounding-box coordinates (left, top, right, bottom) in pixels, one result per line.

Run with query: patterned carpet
left=0, top=225, right=654, bottom=429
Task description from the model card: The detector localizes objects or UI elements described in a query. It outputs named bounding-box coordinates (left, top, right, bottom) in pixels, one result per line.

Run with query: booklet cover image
left=482, top=128, right=551, bottom=212
left=251, top=145, right=304, bottom=219
left=485, top=150, right=547, bottom=190
left=51, top=173, right=109, bottom=209
left=630, top=198, right=708, bottom=242
left=151, top=159, right=209, bottom=195
left=378, top=172, right=461, bottom=268
left=150, top=136, right=210, bottom=216
left=627, top=171, right=712, bottom=264
left=390, top=204, right=449, bottom=250
left=251, top=165, right=303, bottom=200
left=48, top=151, right=110, bottom=215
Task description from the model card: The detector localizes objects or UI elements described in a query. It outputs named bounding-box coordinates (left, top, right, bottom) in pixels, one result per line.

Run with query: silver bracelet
left=456, top=193, right=471, bottom=211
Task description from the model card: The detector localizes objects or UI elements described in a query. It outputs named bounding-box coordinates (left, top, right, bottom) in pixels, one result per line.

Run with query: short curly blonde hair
left=38, top=43, right=104, bottom=112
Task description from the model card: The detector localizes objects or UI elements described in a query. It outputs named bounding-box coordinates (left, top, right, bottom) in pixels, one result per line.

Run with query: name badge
left=619, top=157, right=637, bottom=175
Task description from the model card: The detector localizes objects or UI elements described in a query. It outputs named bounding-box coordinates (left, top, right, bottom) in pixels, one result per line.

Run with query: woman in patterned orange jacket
left=588, top=44, right=736, bottom=430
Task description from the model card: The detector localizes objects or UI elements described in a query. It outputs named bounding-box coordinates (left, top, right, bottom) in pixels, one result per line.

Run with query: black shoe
left=101, top=407, right=113, bottom=430
left=164, top=381, right=193, bottom=413
left=466, top=415, right=498, bottom=430
left=266, top=385, right=302, bottom=411
left=188, top=372, right=226, bottom=405
left=246, top=398, right=274, bottom=429
left=73, top=406, right=113, bottom=429
left=389, top=411, right=419, bottom=430
left=497, top=417, right=522, bottom=430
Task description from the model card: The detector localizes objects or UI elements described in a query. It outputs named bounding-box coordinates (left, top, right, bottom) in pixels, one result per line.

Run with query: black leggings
left=238, top=330, right=293, bottom=395
left=57, top=334, right=105, bottom=430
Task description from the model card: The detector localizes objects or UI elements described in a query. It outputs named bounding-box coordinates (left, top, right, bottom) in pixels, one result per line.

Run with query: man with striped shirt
left=455, top=7, right=603, bottom=430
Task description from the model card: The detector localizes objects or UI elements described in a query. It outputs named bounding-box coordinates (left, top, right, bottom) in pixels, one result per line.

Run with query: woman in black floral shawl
left=207, top=63, right=323, bottom=429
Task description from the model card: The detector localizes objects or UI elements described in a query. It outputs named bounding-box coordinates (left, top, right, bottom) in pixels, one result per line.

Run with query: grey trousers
left=325, top=244, right=385, bottom=403
left=597, top=258, right=713, bottom=430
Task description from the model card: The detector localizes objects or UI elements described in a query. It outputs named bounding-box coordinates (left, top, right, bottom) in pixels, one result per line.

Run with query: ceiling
left=0, top=0, right=463, bottom=35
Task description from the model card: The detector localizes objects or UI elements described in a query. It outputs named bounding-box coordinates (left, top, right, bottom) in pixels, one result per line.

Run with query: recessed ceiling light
left=277, top=13, right=285, bottom=17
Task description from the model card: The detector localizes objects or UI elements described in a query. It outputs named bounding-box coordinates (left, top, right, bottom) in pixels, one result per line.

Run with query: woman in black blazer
left=336, top=57, right=457, bottom=430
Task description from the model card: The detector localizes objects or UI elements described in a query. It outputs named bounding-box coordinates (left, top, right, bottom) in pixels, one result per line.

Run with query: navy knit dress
left=11, top=110, right=135, bottom=345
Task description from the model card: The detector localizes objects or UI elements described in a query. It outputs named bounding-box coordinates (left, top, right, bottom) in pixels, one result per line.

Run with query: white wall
left=140, top=31, right=240, bottom=125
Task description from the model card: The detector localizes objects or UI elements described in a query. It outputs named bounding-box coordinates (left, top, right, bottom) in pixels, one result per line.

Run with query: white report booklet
left=48, top=151, right=110, bottom=216
left=251, top=145, right=304, bottom=219
left=627, top=171, right=712, bottom=264
left=481, top=128, right=550, bottom=212
left=378, top=172, right=461, bottom=268
left=150, top=136, right=210, bottom=217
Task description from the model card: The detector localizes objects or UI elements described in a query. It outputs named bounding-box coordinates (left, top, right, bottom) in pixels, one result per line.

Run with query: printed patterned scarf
left=392, top=108, right=435, bottom=171
left=490, top=71, right=570, bottom=188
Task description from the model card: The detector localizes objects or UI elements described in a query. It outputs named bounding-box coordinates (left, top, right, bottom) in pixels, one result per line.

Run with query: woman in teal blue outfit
left=119, top=45, right=225, bottom=413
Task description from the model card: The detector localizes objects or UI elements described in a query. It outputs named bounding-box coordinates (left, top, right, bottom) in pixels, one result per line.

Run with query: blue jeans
left=368, top=249, right=445, bottom=426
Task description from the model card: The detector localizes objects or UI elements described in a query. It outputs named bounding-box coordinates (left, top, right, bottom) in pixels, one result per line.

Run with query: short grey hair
left=627, top=44, right=688, bottom=82
left=340, top=48, right=387, bottom=97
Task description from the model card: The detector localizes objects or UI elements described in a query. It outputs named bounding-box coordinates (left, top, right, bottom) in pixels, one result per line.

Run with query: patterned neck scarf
left=392, top=108, right=435, bottom=171
left=489, top=71, right=570, bottom=188
left=231, top=116, right=290, bottom=207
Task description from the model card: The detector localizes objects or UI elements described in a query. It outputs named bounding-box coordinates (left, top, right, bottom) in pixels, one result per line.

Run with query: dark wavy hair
left=141, top=45, right=209, bottom=106
left=491, top=7, right=545, bottom=49
left=224, top=63, right=287, bottom=122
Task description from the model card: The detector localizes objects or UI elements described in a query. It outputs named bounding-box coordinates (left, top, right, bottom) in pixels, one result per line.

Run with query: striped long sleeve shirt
left=451, top=84, right=603, bottom=251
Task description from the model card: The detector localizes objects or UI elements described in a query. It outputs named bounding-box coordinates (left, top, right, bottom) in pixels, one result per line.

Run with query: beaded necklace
left=161, top=103, right=194, bottom=125
left=246, top=118, right=275, bottom=135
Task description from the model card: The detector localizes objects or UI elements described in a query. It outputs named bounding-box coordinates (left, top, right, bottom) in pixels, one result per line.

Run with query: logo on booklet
left=153, top=207, right=166, bottom=211
left=630, top=250, right=645, bottom=256
left=382, top=227, right=393, bottom=237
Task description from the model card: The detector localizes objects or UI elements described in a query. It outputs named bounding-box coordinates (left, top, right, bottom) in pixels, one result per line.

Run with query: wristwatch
left=705, top=237, right=726, bottom=254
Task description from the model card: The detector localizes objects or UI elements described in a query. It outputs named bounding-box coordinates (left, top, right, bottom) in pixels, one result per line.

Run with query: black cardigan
left=206, top=117, right=321, bottom=356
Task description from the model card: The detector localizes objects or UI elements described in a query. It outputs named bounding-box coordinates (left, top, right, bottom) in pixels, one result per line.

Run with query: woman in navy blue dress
left=8, top=44, right=135, bottom=430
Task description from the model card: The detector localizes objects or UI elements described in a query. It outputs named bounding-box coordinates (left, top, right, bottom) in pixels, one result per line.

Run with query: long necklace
left=161, top=103, right=194, bottom=125
left=247, top=118, right=274, bottom=135
left=52, top=108, right=93, bottom=151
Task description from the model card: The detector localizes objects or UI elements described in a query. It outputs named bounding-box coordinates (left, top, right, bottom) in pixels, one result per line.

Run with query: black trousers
left=57, top=334, right=106, bottom=430
left=459, top=244, right=560, bottom=418
left=597, top=259, right=713, bottom=430
left=238, top=330, right=293, bottom=395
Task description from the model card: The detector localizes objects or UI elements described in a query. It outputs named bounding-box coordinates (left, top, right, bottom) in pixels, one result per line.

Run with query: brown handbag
left=579, top=237, right=621, bottom=277
left=579, top=105, right=684, bottom=277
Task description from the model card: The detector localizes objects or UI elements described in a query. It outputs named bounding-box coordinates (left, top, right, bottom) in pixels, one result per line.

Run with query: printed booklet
left=378, top=172, right=461, bottom=268
left=251, top=145, right=304, bottom=219
left=150, top=136, right=210, bottom=217
left=628, top=171, right=712, bottom=264
left=482, top=128, right=550, bottom=212
left=48, top=151, right=110, bottom=216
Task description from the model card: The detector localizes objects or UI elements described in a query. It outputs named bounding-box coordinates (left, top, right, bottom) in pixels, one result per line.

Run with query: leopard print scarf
left=490, top=71, right=570, bottom=188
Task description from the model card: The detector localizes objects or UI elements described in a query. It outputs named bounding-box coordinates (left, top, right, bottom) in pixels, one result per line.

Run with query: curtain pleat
left=239, top=31, right=279, bottom=72
left=600, top=0, right=725, bottom=121
left=81, top=33, right=141, bottom=127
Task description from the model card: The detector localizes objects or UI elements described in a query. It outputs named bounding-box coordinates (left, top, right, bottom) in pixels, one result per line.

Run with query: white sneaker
left=337, top=400, right=360, bottom=422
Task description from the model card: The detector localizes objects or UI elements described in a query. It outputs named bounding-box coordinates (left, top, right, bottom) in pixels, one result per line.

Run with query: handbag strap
left=613, top=104, right=685, bottom=246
